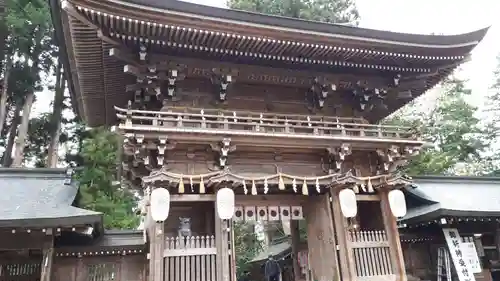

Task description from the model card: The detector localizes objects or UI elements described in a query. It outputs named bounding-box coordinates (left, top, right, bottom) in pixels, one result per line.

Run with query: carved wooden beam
left=96, top=30, right=121, bottom=46
left=109, top=48, right=139, bottom=66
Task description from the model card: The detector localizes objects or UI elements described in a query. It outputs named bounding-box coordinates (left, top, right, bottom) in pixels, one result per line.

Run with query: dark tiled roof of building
left=0, top=168, right=102, bottom=228
left=401, top=176, right=500, bottom=224
left=56, top=229, right=145, bottom=252
left=250, top=240, right=291, bottom=263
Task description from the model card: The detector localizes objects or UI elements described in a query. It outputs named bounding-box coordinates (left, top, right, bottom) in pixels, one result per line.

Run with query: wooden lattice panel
left=87, top=263, right=116, bottom=281
left=0, top=261, right=40, bottom=281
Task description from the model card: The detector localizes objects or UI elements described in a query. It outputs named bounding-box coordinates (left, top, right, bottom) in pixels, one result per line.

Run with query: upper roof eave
left=50, top=0, right=82, bottom=120
left=96, top=0, right=490, bottom=49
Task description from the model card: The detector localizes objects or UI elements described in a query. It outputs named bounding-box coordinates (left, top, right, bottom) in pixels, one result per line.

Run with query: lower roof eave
left=0, top=214, right=102, bottom=229
left=401, top=208, right=500, bottom=226
left=56, top=244, right=146, bottom=254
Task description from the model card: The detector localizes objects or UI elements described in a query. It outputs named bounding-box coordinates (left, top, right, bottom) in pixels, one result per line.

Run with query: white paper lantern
left=150, top=188, right=171, bottom=222
left=388, top=189, right=407, bottom=217
left=338, top=188, right=357, bottom=218
left=216, top=188, right=235, bottom=220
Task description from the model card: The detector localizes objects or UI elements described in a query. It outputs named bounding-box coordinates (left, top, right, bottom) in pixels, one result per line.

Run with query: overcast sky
left=33, top=0, right=500, bottom=116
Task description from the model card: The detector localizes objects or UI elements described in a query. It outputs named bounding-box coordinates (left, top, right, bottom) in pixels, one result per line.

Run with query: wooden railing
left=348, top=230, right=394, bottom=278
left=116, top=107, right=420, bottom=142
left=163, top=236, right=216, bottom=281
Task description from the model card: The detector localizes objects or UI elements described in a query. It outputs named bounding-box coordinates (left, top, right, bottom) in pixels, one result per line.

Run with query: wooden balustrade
left=163, top=236, right=216, bottom=281
left=348, top=230, right=393, bottom=278
left=116, top=107, right=419, bottom=142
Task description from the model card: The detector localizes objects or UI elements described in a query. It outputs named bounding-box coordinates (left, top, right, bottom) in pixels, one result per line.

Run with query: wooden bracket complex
left=326, top=143, right=352, bottom=174
left=210, top=68, right=238, bottom=102
left=210, top=138, right=236, bottom=169
left=310, top=76, right=337, bottom=109
left=110, top=47, right=186, bottom=105
left=376, top=145, right=420, bottom=173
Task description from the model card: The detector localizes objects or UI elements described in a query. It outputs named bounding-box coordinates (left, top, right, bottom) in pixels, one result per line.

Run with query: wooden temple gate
left=48, top=0, right=489, bottom=280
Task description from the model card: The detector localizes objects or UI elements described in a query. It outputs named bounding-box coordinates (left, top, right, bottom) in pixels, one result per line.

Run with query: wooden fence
left=349, top=230, right=394, bottom=279
left=163, top=235, right=217, bottom=281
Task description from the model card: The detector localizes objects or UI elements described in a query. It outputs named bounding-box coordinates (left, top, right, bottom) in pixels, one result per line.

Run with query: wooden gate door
left=163, top=235, right=217, bottom=281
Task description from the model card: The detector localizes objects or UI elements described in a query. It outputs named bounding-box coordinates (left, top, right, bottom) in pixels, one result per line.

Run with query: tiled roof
left=401, top=176, right=500, bottom=224
left=250, top=241, right=291, bottom=263
left=0, top=168, right=102, bottom=228
left=56, top=230, right=145, bottom=252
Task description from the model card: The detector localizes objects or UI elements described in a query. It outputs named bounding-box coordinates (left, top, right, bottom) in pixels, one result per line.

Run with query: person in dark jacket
left=263, top=255, right=281, bottom=281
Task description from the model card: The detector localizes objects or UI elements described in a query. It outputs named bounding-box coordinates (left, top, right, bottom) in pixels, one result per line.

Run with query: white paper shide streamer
left=339, top=188, right=357, bottom=218
left=216, top=188, right=236, bottom=220
left=150, top=188, right=171, bottom=222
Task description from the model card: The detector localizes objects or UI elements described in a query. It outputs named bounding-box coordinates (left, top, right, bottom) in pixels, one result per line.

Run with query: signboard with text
left=461, top=241, right=481, bottom=274
left=442, top=228, right=476, bottom=281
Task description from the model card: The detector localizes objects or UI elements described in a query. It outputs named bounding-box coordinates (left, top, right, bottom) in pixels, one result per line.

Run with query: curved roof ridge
left=101, top=0, right=490, bottom=48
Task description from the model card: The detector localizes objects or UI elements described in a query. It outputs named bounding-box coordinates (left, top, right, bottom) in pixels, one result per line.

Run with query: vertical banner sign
left=461, top=240, right=481, bottom=274
left=442, top=228, right=476, bottom=281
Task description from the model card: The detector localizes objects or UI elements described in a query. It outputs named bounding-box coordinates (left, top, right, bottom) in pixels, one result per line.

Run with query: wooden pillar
left=151, top=222, right=165, bottom=281
left=75, top=257, right=85, bottom=281
left=118, top=255, right=127, bottom=281
left=380, top=190, right=407, bottom=281
left=230, top=220, right=237, bottom=281
left=305, top=194, right=341, bottom=281
left=290, top=220, right=301, bottom=281
left=148, top=208, right=155, bottom=281
left=494, top=222, right=500, bottom=258
left=215, top=202, right=231, bottom=281
left=330, top=190, right=357, bottom=281
left=40, top=236, right=54, bottom=281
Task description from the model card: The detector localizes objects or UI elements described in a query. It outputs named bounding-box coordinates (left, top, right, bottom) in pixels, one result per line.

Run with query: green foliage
left=234, top=222, right=263, bottom=277
left=6, top=0, right=54, bottom=63
left=75, top=128, right=139, bottom=229
left=386, top=77, right=492, bottom=175
left=24, top=113, right=51, bottom=167
left=227, top=0, right=359, bottom=25
left=480, top=55, right=500, bottom=175
left=0, top=0, right=56, bottom=167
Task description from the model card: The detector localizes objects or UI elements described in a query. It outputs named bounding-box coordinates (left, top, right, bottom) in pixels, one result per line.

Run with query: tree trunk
left=12, top=92, right=34, bottom=167
left=46, top=62, right=65, bottom=168
left=2, top=105, right=20, bottom=167
left=0, top=56, right=11, bottom=136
